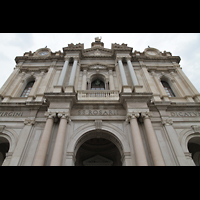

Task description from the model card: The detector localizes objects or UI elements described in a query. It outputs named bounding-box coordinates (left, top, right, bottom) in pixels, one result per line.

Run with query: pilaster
left=9, top=118, right=35, bottom=166
left=161, top=117, right=192, bottom=166
left=139, top=61, right=162, bottom=102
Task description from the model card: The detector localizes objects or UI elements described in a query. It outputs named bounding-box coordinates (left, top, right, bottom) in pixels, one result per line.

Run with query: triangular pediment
left=83, top=46, right=112, bottom=57
left=83, top=155, right=113, bottom=166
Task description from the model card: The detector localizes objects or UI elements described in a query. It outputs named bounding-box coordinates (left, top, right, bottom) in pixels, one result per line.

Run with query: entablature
left=80, top=63, right=115, bottom=71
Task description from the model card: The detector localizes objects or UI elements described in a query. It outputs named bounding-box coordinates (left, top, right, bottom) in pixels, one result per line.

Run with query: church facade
left=0, top=38, right=200, bottom=166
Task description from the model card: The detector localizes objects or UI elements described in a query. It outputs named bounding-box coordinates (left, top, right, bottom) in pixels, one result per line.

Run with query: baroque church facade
left=0, top=38, right=200, bottom=166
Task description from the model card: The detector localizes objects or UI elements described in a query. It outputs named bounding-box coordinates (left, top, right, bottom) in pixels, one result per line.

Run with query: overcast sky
left=0, top=33, right=199, bottom=92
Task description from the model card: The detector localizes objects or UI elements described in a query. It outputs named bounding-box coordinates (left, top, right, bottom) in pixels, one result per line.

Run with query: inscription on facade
left=78, top=110, right=119, bottom=116
left=171, top=112, right=200, bottom=117
left=0, top=112, right=23, bottom=117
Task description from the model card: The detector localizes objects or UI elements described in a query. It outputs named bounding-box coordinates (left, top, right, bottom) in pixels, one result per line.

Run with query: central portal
left=75, top=131, right=122, bottom=166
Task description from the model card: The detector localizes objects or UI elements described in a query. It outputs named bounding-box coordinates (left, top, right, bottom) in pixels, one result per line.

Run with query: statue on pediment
left=95, top=37, right=102, bottom=42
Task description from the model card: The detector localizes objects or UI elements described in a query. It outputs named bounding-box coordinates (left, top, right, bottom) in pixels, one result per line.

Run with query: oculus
left=39, top=51, right=49, bottom=56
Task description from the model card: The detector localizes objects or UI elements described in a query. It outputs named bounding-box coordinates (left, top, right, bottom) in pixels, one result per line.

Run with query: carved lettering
left=77, top=109, right=119, bottom=116
left=89, top=110, right=93, bottom=115
left=0, top=112, right=23, bottom=117
left=93, top=110, right=98, bottom=115
left=171, top=112, right=200, bottom=117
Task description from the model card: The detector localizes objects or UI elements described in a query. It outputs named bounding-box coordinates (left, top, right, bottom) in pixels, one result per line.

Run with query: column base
left=162, top=95, right=170, bottom=101
left=152, top=94, right=162, bottom=102
left=53, top=85, right=63, bottom=93
left=2, top=96, right=11, bottom=102
left=26, top=96, right=34, bottom=102
left=65, top=86, right=74, bottom=93
left=35, top=94, right=44, bottom=102
left=133, top=85, right=143, bottom=93
left=185, top=95, right=195, bottom=102
left=122, top=86, right=132, bottom=93
left=194, top=94, right=200, bottom=102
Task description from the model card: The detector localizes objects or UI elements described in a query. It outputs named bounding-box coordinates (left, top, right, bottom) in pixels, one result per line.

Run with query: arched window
left=91, top=79, right=105, bottom=90
left=21, top=81, right=35, bottom=97
left=161, top=81, right=175, bottom=97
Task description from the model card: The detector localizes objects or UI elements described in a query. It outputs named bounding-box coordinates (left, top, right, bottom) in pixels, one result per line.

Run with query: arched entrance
left=188, top=137, right=200, bottom=166
left=0, top=137, right=9, bottom=166
left=74, top=130, right=123, bottom=166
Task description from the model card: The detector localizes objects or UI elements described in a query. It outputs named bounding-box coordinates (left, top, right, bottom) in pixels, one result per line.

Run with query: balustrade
left=77, top=90, right=119, bottom=100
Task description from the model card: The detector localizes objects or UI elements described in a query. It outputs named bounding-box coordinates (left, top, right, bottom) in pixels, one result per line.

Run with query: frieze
left=0, top=112, right=23, bottom=117
left=170, top=112, right=200, bottom=117
left=71, top=109, right=126, bottom=116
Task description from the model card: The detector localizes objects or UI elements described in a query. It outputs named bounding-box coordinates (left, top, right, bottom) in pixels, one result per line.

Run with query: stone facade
left=0, top=38, right=200, bottom=166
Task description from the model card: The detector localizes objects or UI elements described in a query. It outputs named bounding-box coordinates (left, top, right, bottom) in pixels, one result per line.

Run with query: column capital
left=125, top=55, right=132, bottom=61
left=72, top=56, right=79, bottom=61
left=126, top=112, right=140, bottom=122
left=44, top=111, right=56, bottom=119
left=141, top=111, right=152, bottom=119
left=24, top=118, right=35, bottom=126
left=64, top=55, right=71, bottom=61
left=108, top=69, right=113, bottom=74
left=58, top=111, right=71, bottom=123
left=150, top=70, right=156, bottom=76
left=116, top=56, right=123, bottom=61
left=162, top=118, right=173, bottom=126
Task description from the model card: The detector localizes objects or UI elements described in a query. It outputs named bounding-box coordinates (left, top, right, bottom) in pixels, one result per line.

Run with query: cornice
left=132, top=55, right=181, bottom=63
left=15, top=55, right=64, bottom=63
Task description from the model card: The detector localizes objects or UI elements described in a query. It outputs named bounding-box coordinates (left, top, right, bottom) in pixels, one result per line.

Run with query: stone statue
left=95, top=37, right=102, bottom=42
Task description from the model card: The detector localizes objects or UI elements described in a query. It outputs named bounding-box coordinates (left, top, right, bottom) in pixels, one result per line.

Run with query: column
left=50, top=112, right=70, bottom=166
left=0, top=67, right=20, bottom=97
left=108, top=69, right=115, bottom=90
left=175, top=64, right=200, bottom=96
left=68, top=57, right=78, bottom=86
left=81, top=69, right=87, bottom=90
left=170, top=71, right=194, bottom=102
left=58, top=56, right=69, bottom=86
left=139, top=61, right=162, bottom=101
left=35, top=65, right=55, bottom=102
left=141, top=112, right=165, bottom=166
left=126, top=112, right=148, bottom=166
left=2, top=71, right=26, bottom=102
left=117, top=58, right=128, bottom=86
left=126, top=57, right=139, bottom=86
left=54, top=56, right=69, bottom=92
left=32, top=112, right=56, bottom=166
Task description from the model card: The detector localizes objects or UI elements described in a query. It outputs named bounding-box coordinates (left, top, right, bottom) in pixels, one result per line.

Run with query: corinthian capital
left=162, top=118, right=173, bottom=126
left=44, top=111, right=56, bottom=119
left=141, top=111, right=152, bottom=119
left=24, top=118, right=35, bottom=126
left=57, top=111, right=70, bottom=118
left=58, top=111, right=71, bottom=123
left=126, top=112, right=140, bottom=123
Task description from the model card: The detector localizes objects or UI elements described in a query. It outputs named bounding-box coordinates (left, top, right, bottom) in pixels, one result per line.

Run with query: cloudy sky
left=0, top=33, right=199, bottom=92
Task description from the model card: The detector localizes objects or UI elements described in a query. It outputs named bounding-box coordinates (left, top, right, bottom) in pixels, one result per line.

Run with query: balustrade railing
left=77, top=90, right=119, bottom=100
